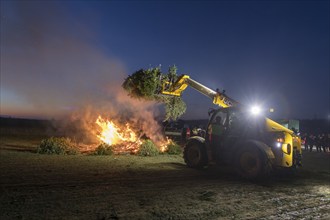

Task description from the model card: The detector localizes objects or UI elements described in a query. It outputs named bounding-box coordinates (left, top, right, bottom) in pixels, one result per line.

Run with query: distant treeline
left=1, top=117, right=329, bottom=136
left=0, top=117, right=56, bottom=136
left=183, top=118, right=329, bottom=134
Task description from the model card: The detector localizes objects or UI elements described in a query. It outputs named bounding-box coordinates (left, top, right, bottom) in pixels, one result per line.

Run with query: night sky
left=1, top=0, right=329, bottom=120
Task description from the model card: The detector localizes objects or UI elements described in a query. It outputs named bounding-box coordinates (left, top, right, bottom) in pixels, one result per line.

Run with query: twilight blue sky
left=1, top=0, right=329, bottom=120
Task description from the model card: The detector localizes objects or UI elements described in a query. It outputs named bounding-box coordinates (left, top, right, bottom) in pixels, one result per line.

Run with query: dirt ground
left=0, top=135, right=329, bottom=220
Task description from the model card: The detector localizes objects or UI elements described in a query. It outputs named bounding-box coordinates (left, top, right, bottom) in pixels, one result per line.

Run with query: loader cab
left=206, top=107, right=269, bottom=165
left=206, top=107, right=267, bottom=147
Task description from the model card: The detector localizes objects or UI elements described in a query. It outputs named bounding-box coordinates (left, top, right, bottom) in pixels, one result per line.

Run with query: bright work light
left=250, top=105, right=261, bottom=115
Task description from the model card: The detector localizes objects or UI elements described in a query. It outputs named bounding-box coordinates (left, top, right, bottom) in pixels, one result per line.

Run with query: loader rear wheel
left=184, top=141, right=207, bottom=168
left=235, top=146, right=270, bottom=180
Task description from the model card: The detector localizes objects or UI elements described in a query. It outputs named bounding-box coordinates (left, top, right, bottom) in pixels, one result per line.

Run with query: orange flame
left=159, top=137, right=173, bottom=152
left=95, top=116, right=142, bottom=153
left=95, top=116, right=173, bottom=154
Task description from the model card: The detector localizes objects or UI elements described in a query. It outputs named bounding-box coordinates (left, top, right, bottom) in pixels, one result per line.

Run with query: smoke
left=1, top=1, right=125, bottom=117
left=1, top=1, right=166, bottom=145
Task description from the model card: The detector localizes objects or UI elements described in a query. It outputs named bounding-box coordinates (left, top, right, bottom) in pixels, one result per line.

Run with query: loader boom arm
left=161, top=75, right=239, bottom=108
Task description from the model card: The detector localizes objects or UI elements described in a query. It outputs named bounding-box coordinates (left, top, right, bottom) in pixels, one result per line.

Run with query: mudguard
left=186, top=136, right=206, bottom=145
left=233, top=140, right=274, bottom=179
left=245, top=140, right=275, bottom=160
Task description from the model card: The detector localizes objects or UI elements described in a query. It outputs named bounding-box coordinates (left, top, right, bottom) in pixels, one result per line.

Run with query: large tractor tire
left=234, top=145, right=271, bottom=180
left=184, top=141, right=208, bottom=168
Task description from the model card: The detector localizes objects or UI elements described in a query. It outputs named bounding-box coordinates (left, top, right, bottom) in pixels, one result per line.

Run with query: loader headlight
left=275, top=137, right=284, bottom=148
left=250, top=105, right=261, bottom=115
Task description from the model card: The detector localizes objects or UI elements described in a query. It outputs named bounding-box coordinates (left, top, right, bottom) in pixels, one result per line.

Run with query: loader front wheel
left=184, top=141, right=207, bottom=168
left=235, top=146, right=269, bottom=180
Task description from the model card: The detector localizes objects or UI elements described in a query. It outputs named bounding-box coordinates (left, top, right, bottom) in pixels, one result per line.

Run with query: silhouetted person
left=309, top=134, right=316, bottom=152
left=305, top=134, right=312, bottom=151
left=302, top=133, right=308, bottom=151
left=326, top=134, right=330, bottom=153
left=315, top=134, right=322, bottom=152
left=320, top=133, right=327, bottom=153
left=181, top=125, right=190, bottom=144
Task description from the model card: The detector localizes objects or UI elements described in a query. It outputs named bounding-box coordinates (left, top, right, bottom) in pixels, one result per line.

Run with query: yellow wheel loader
left=161, top=75, right=302, bottom=179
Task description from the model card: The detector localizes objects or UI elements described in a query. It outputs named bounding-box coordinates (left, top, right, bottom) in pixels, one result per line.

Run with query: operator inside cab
left=212, top=116, right=225, bottom=135
left=208, top=114, right=226, bottom=162
left=209, top=115, right=225, bottom=144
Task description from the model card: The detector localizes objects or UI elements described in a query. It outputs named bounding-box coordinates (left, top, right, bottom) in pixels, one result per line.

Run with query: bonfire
left=95, top=116, right=171, bottom=154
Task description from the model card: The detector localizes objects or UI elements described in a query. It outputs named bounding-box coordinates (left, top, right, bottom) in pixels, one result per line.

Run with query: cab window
left=211, top=111, right=227, bottom=126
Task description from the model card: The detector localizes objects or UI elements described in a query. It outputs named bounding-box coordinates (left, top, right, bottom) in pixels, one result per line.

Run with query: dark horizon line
left=1, top=115, right=329, bottom=122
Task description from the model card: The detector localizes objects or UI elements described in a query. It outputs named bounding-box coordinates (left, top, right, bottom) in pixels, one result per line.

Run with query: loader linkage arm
left=161, top=75, right=239, bottom=108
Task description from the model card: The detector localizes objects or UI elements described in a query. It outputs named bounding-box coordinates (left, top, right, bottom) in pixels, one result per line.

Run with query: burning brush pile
left=91, top=65, right=186, bottom=155
left=94, top=116, right=172, bottom=154
left=39, top=66, right=185, bottom=156
left=39, top=116, right=178, bottom=156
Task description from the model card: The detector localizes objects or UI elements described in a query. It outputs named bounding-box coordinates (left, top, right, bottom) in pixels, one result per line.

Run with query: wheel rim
left=239, top=151, right=261, bottom=176
left=187, top=145, right=201, bottom=166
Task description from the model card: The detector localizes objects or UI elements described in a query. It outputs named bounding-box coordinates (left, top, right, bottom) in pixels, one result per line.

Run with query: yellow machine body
left=161, top=74, right=302, bottom=170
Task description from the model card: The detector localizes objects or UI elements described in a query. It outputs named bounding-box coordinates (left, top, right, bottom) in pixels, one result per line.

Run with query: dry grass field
left=0, top=132, right=329, bottom=219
